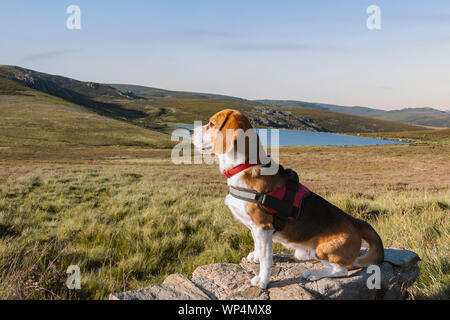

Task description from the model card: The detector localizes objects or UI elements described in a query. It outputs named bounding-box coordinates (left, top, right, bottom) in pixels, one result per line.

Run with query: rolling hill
left=254, top=99, right=382, bottom=117
left=255, top=99, right=450, bottom=128
left=0, top=65, right=427, bottom=143
left=0, top=76, right=172, bottom=148
left=371, top=108, right=450, bottom=128
left=107, top=84, right=425, bottom=133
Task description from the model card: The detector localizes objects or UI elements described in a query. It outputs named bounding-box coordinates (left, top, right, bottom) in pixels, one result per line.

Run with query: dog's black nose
left=189, top=129, right=194, bottom=136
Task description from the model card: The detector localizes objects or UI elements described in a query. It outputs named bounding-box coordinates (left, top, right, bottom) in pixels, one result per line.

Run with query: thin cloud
left=174, top=28, right=238, bottom=39
left=223, top=42, right=316, bottom=52
left=23, top=49, right=82, bottom=62
left=393, top=13, right=450, bottom=23
left=379, top=85, right=395, bottom=91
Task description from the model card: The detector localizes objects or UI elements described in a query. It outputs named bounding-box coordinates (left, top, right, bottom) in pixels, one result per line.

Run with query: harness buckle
left=258, top=193, right=294, bottom=221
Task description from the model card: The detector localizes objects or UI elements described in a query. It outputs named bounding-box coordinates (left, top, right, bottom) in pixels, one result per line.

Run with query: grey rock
left=227, top=285, right=268, bottom=300
left=269, top=283, right=318, bottom=300
left=190, top=275, right=229, bottom=300
left=161, top=274, right=211, bottom=300
left=111, top=248, right=420, bottom=300
left=244, top=107, right=327, bottom=132
left=191, top=263, right=264, bottom=300
left=109, top=274, right=209, bottom=300
left=382, top=247, right=421, bottom=267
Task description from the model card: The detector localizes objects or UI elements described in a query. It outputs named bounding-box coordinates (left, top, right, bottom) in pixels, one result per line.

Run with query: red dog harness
left=259, top=181, right=310, bottom=218
left=225, top=163, right=311, bottom=231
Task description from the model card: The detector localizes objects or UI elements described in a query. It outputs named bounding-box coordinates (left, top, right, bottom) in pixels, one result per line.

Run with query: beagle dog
left=191, top=109, right=384, bottom=289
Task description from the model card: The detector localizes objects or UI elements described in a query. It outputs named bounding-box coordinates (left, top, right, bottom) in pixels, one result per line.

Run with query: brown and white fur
left=191, top=109, right=384, bottom=289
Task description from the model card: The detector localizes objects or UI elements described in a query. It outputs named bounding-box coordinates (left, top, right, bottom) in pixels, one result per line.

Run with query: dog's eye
left=209, top=121, right=215, bottom=128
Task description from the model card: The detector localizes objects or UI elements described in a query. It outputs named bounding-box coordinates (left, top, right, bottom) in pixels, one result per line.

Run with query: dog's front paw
left=301, top=269, right=322, bottom=281
left=246, top=251, right=259, bottom=263
left=250, top=275, right=269, bottom=289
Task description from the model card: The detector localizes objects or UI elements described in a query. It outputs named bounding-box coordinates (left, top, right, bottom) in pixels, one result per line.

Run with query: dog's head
left=191, top=109, right=253, bottom=155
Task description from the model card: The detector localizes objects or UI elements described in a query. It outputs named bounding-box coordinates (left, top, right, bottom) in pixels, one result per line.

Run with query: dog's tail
left=353, top=219, right=384, bottom=267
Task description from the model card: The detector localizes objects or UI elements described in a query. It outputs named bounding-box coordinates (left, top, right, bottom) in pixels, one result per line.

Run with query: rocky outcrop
left=245, top=106, right=326, bottom=132
left=119, top=90, right=143, bottom=100
left=110, top=248, right=420, bottom=300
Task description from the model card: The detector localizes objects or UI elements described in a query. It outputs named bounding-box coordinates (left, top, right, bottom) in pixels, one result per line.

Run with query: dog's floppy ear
left=209, top=110, right=252, bottom=155
left=210, top=111, right=235, bottom=154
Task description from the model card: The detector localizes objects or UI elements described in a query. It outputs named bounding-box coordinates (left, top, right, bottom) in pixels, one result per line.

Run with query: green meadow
left=0, top=141, right=448, bottom=300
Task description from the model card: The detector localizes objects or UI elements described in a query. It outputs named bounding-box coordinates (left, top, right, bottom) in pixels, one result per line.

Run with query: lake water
left=171, top=125, right=406, bottom=146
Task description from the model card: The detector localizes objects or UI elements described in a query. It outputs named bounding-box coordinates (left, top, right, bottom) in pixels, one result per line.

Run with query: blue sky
left=0, top=0, right=449, bottom=110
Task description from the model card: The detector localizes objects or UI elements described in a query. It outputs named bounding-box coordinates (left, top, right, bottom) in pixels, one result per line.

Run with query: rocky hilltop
left=110, top=248, right=420, bottom=300
left=245, top=106, right=327, bottom=131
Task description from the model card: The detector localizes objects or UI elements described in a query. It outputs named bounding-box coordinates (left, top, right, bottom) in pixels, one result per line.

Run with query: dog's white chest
left=225, top=194, right=254, bottom=228
left=224, top=173, right=255, bottom=229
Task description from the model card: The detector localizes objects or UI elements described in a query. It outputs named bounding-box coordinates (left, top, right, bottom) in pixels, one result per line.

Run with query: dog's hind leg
left=302, top=236, right=358, bottom=281
left=294, top=247, right=315, bottom=261
left=250, top=227, right=273, bottom=289
left=302, top=260, right=348, bottom=281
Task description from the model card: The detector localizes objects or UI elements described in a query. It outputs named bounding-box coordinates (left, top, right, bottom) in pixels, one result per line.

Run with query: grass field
left=0, top=94, right=173, bottom=148
left=0, top=140, right=448, bottom=299
left=359, top=128, right=450, bottom=146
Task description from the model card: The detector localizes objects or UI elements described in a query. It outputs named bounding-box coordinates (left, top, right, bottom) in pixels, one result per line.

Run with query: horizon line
left=2, top=64, right=449, bottom=113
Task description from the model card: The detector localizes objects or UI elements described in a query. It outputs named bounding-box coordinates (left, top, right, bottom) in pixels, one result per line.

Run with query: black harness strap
left=228, top=186, right=261, bottom=203
left=228, top=168, right=306, bottom=232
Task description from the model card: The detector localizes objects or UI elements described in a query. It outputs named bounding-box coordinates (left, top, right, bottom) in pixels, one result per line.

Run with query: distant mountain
left=254, top=99, right=449, bottom=128
left=108, top=83, right=425, bottom=132
left=254, top=99, right=383, bottom=117
left=372, top=107, right=450, bottom=128
left=0, top=65, right=426, bottom=134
